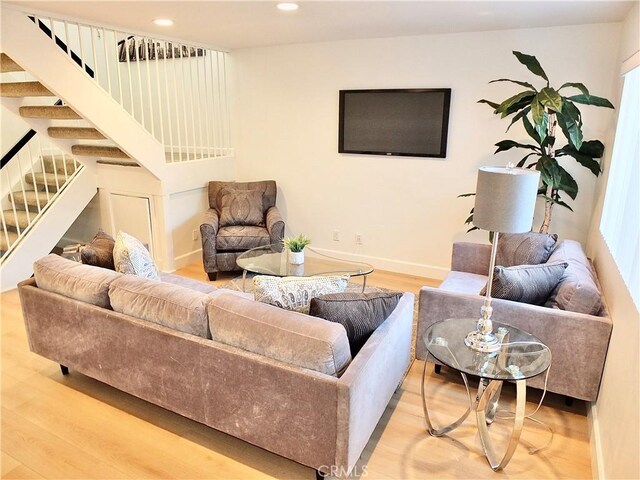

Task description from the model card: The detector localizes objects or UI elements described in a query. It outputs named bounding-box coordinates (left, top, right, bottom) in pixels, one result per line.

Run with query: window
left=600, top=65, right=640, bottom=308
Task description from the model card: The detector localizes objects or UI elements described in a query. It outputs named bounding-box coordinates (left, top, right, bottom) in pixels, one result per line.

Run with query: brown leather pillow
left=217, top=188, right=265, bottom=227
left=80, top=229, right=115, bottom=270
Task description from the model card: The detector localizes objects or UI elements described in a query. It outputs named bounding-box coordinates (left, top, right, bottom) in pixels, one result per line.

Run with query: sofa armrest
left=451, top=242, right=491, bottom=275
left=417, top=287, right=612, bottom=401
left=335, top=293, right=414, bottom=474
left=265, top=206, right=284, bottom=245
left=200, top=209, right=219, bottom=272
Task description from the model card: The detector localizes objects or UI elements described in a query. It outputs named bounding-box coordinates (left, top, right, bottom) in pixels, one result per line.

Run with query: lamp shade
left=473, top=166, right=540, bottom=233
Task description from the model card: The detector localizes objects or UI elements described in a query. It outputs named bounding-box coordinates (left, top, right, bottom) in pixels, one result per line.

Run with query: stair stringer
left=0, top=8, right=166, bottom=180
left=0, top=167, right=98, bottom=292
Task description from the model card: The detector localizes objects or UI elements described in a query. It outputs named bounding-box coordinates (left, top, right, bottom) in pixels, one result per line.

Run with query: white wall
left=233, top=23, right=620, bottom=278
left=586, top=4, right=639, bottom=480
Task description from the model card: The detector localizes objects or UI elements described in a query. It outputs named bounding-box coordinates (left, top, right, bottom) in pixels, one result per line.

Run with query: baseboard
left=173, top=248, right=202, bottom=270
left=587, top=402, right=605, bottom=480
left=311, top=247, right=449, bottom=280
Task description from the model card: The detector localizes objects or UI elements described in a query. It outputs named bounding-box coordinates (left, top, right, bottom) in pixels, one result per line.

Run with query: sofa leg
left=207, top=272, right=218, bottom=281
left=60, top=364, right=69, bottom=375
left=434, top=364, right=442, bottom=375
left=565, top=396, right=574, bottom=407
left=315, top=470, right=327, bottom=480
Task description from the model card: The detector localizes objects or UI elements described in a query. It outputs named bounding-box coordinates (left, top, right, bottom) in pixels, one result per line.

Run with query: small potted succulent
left=283, top=234, right=311, bottom=264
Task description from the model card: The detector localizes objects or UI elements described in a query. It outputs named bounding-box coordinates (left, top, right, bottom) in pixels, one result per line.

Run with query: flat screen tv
left=338, top=88, right=451, bottom=158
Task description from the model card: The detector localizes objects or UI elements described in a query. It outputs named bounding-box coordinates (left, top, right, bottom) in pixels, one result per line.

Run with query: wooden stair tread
left=48, top=127, right=106, bottom=140
left=2, top=209, right=31, bottom=229
left=1, top=81, right=53, bottom=97
left=0, top=54, right=23, bottom=73
left=8, top=190, right=51, bottom=210
left=0, top=230, right=19, bottom=251
left=72, top=145, right=129, bottom=159
left=41, top=156, right=77, bottom=174
left=25, top=172, right=65, bottom=188
left=19, top=106, right=82, bottom=119
left=96, top=159, right=140, bottom=167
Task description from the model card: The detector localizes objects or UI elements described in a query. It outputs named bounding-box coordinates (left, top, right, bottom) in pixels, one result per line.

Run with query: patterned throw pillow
left=496, top=232, right=559, bottom=267
left=218, top=188, right=265, bottom=227
left=113, top=231, right=160, bottom=281
left=309, top=292, right=402, bottom=355
left=80, top=229, right=115, bottom=270
left=480, top=262, right=568, bottom=305
left=253, top=275, right=349, bottom=314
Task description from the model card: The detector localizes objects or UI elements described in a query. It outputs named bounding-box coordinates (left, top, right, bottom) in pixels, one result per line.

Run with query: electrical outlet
left=355, top=233, right=363, bottom=245
left=192, top=229, right=199, bottom=241
left=333, top=230, right=340, bottom=242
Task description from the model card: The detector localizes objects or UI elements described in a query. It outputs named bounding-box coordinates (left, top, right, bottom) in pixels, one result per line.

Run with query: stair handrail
left=11, top=8, right=233, bottom=163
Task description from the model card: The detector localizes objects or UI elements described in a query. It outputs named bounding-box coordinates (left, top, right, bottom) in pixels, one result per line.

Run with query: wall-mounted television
left=338, top=88, right=451, bottom=158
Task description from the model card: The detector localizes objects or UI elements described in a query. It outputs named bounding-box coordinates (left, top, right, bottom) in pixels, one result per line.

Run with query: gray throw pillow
left=217, top=188, right=265, bottom=227
left=309, top=292, right=402, bottom=355
left=496, top=232, right=559, bottom=267
left=80, top=229, right=115, bottom=270
left=481, top=262, right=568, bottom=306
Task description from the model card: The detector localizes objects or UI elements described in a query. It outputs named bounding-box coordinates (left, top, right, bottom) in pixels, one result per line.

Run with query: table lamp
left=464, top=165, right=540, bottom=353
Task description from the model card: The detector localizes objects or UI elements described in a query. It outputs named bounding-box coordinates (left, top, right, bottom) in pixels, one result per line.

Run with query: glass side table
left=421, top=318, right=551, bottom=471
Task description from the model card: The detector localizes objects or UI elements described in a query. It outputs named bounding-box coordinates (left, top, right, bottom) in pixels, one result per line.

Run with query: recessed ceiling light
left=277, top=2, right=299, bottom=11
left=153, top=18, right=173, bottom=26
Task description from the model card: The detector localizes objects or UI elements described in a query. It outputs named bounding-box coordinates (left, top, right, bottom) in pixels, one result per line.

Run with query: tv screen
left=338, top=89, right=451, bottom=158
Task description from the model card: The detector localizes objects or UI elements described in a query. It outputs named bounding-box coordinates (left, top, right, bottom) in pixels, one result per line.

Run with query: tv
left=338, top=88, right=451, bottom=158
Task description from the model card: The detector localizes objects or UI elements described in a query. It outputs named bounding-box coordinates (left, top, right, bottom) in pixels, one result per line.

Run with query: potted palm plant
left=283, top=234, right=311, bottom=264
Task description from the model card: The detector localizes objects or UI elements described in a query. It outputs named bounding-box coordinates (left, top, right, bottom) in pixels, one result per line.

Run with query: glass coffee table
left=422, top=318, right=551, bottom=471
left=236, top=244, right=374, bottom=292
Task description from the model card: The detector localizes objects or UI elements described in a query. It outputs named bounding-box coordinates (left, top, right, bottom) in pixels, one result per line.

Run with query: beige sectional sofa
left=19, top=255, right=414, bottom=478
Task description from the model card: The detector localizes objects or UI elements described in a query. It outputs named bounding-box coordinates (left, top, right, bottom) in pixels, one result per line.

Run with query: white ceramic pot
left=288, top=250, right=304, bottom=264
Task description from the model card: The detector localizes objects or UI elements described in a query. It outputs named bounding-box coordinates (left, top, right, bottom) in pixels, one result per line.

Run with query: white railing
left=25, top=13, right=232, bottom=163
left=0, top=137, right=82, bottom=262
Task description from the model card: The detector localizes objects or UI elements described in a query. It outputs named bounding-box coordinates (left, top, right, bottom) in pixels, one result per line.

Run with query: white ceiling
left=6, top=1, right=636, bottom=50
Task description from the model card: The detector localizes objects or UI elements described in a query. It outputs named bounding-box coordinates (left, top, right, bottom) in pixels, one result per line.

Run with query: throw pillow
left=217, top=188, right=265, bottom=227
left=80, top=229, right=115, bottom=270
left=309, top=292, right=402, bottom=355
left=253, top=275, right=349, bottom=314
left=113, top=231, right=160, bottom=281
left=480, top=262, right=568, bottom=306
left=496, top=232, right=559, bottom=267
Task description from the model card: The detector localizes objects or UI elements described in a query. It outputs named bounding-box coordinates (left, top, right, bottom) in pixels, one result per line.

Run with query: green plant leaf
left=530, top=98, right=548, bottom=141
left=457, top=192, right=476, bottom=198
left=522, top=115, right=541, bottom=144
left=489, top=78, right=537, bottom=91
left=494, top=140, right=540, bottom=154
left=538, top=87, right=564, bottom=112
left=505, top=106, right=531, bottom=132
left=557, top=164, right=579, bottom=200
left=501, top=95, right=536, bottom=118
left=556, top=144, right=602, bottom=176
left=538, top=155, right=562, bottom=188
left=496, top=91, right=536, bottom=116
left=579, top=140, right=605, bottom=158
left=563, top=100, right=583, bottom=128
left=512, top=51, right=549, bottom=83
left=540, top=194, right=574, bottom=212
left=568, top=94, right=614, bottom=109
left=516, top=152, right=538, bottom=167
left=557, top=110, right=583, bottom=150
left=464, top=214, right=474, bottom=224
left=558, top=82, right=590, bottom=96
left=466, top=226, right=480, bottom=233
left=478, top=99, right=501, bottom=110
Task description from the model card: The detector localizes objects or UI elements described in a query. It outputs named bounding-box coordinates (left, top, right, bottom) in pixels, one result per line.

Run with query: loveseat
left=19, top=255, right=414, bottom=478
left=416, top=240, right=612, bottom=401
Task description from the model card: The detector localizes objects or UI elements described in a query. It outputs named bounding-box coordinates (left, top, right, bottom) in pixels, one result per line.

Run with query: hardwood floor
left=1, top=263, right=591, bottom=479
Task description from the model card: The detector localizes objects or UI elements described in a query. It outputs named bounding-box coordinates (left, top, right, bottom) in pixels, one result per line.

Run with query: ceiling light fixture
left=153, top=18, right=173, bottom=27
left=277, top=2, right=299, bottom=11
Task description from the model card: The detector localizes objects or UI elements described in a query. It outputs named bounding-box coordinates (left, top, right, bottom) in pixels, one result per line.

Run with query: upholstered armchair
left=200, top=180, right=285, bottom=280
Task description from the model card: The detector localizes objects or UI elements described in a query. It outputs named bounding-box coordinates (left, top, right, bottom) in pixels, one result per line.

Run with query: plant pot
left=288, top=250, right=304, bottom=265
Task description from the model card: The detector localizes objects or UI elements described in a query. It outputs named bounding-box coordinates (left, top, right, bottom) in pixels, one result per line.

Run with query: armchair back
left=208, top=181, right=277, bottom=214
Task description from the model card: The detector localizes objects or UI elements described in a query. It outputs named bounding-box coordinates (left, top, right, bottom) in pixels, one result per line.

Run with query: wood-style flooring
left=1, top=262, right=592, bottom=479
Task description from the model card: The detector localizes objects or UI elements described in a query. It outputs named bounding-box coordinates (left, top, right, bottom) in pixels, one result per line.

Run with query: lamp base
left=464, top=330, right=502, bottom=353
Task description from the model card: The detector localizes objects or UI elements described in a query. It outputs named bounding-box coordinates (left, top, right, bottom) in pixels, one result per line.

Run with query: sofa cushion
left=160, top=272, right=219, bottom=294
left=216, top=225, right=270, bottom=251
left=481, top=262, right=568, bottom=306
left=439, top=271, right=488, bottom=295
left=253, top=275, right=349, bottom=314
left=113, top=231, right=160, bottom=280
left=109, top=275, right=210, bottom=338
left=80, top=229, right=115, bottom=270
left=544, top=240, right=603, bottom=315
left=309, top=292, right=402, bottom=355
left=207, top=293, right=351, bottom=376
left=218, top=188, right=265, bottom=227
left=496, top=232, right=558, bottom=267
left=33, top=254, right=121, bottom=308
